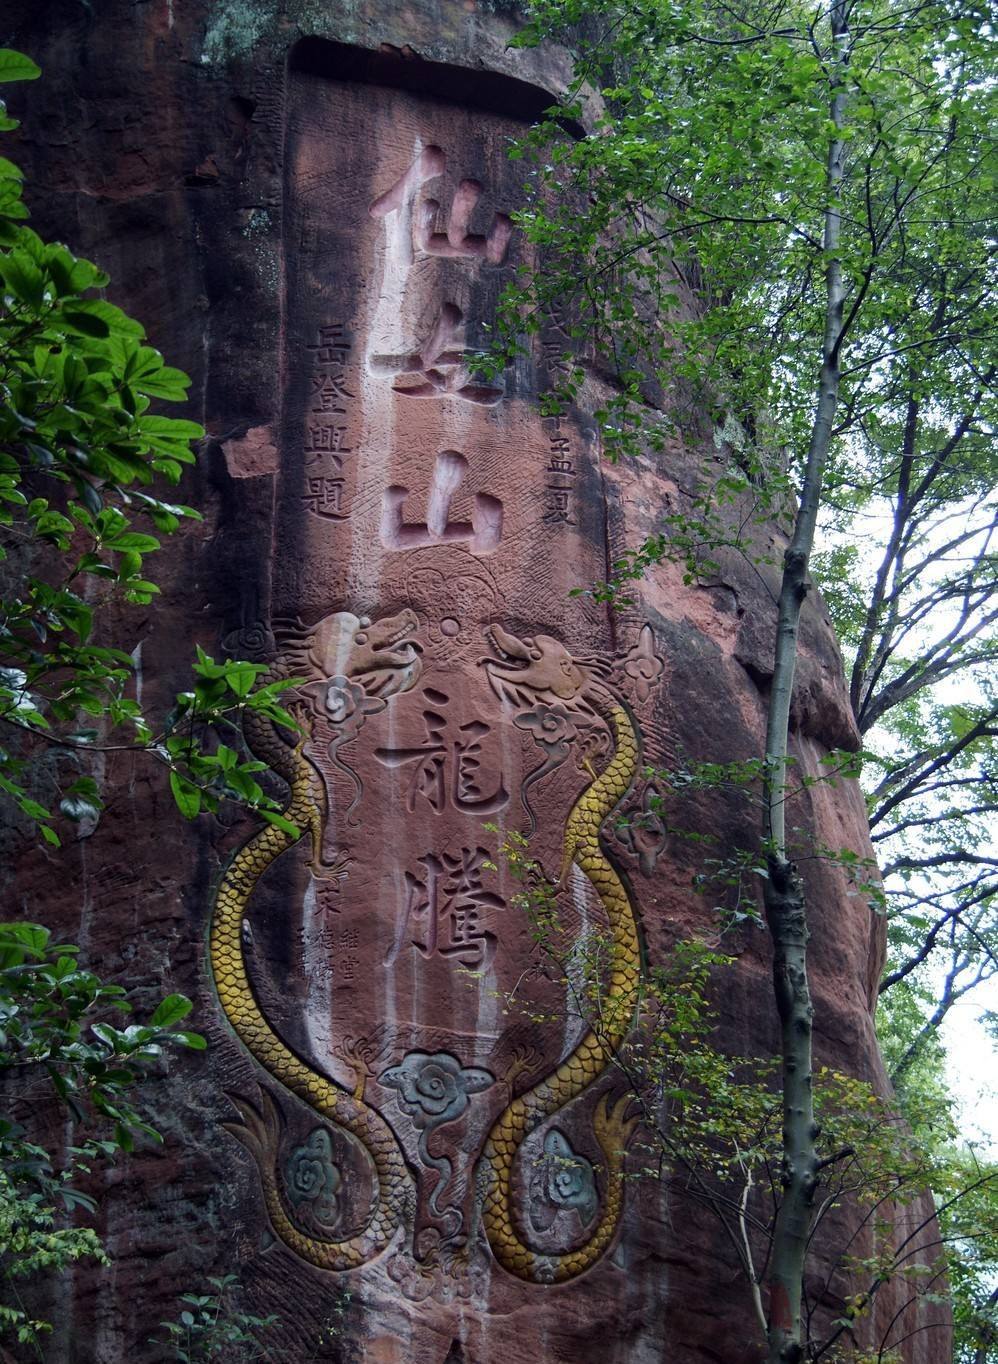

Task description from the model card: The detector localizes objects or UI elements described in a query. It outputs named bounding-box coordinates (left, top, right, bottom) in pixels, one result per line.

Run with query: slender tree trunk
left=762, top=3, right=850, bottom=1359
left=972, top=1284, right=998, bottom=1364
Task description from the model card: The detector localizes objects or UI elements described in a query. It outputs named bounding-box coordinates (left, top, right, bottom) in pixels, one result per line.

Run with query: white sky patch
left=815, top=493, right=997, bottom=1147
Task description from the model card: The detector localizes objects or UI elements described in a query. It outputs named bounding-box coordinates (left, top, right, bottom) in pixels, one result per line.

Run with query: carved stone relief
left=210, top=613, right=657, bottom=1290
left=209, top=52, right=668, bottom=1303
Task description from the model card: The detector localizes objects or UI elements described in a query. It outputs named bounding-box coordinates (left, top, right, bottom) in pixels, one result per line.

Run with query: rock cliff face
left=3, top=3, right=947, bottom=1361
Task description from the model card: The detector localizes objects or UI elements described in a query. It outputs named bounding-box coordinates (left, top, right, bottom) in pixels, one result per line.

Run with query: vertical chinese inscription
left=542, top=414, right=578, bottom=526
left=301, top=323, right=356, bottom=522
left=540, top=304, right=577, bottom=389
left=536, top=304, right=583, bottom=527
left=301, top=919, right=361, bottom=987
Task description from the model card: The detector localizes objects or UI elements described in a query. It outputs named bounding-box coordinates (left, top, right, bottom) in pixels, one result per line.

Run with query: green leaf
left=137, top=415, right=204, bottom=442
left=168, top=772, right=201, bottom=820
left=0, top=250, right=44, bottom=308
left=104, top=532, right=161, bottom=554
left=91, top=1022, right=122, bottom=1050
left=148, top=993, right=193, bottom=1029
left=2, top=923, right=51, bottom=956
left=259, top=810, right=300, bottom=837
left=59, top=792, right=100, bottom=823
left=223, top=662, right=259, bottom=698
left=77, top=298, right=144, bottom=336
left=61, top=309, right=111, bottom=338
left=132, top=365, right=192, bottom=400
left=174, top=1031, right=207, bottom=1051
left=0, top=50, right=41, bottom=83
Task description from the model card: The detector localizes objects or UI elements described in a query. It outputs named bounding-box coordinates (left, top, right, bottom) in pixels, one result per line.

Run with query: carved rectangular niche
left=275, top=39, right=604, bottom=637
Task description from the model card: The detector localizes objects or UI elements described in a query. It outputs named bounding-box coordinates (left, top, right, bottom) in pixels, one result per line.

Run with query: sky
left=944, top=986, right=998, bottom=1157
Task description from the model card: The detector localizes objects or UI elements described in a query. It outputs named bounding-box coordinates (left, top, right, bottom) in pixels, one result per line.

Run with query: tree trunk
left=762, top=1, right=850, bottom=1358
left=972, top=1284, right=998, bottom=1364
left=763, top=857, right=816, bottom=1363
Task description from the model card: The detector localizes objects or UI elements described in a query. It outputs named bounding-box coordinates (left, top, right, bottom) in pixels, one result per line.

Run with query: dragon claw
left=593, top=1092, right=640, bottom=1148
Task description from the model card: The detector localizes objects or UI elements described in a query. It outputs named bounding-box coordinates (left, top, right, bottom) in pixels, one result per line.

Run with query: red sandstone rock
left=2, top=4, right=947, bottom=1361
left=222, top=425, right=280, bottom=479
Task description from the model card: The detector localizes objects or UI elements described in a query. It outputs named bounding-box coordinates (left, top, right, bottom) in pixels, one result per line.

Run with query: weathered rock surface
left=2, top=3, right=947, bottom=1360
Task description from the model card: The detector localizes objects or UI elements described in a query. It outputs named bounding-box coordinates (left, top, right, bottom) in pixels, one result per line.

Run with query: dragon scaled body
left=480, top=627, right=642, bottom=1281
left=209, top=614, right=642, bottom=1282
left=209, top=609, right=422, bottom=1269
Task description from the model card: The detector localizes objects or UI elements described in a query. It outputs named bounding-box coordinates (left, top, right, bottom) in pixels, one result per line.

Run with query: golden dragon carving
left=478, top=625, right=643, bottom=1282
left=209, top=609, right=422, bottom=1270
left=210, top=612, right=643, bottom=1283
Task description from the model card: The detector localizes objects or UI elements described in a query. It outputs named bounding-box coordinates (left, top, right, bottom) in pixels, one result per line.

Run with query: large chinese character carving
left=380, top=450, right=503, bottom=555
left=369, top=146, right=512, bottom=265
left=373, top=687, right=508, bottom=815
left=369, top=303, right=504, bottom=406
left=386, top=845, right=505, bottom=970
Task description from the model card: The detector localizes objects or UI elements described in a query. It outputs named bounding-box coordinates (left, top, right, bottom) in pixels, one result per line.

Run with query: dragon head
left=308, top=608, right=422, bottom=698
left=484, top=624, right=589, bottom=702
